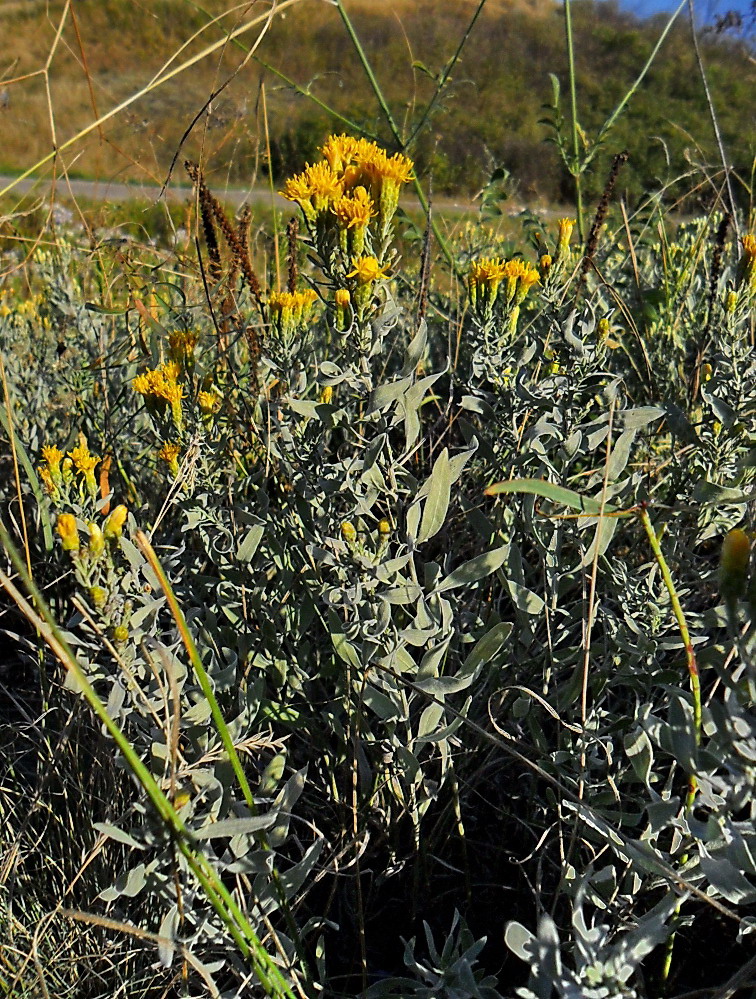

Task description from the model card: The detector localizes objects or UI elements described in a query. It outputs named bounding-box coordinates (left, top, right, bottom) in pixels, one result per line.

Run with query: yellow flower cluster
left=347, top=256, right=390, bottom=286
left=198, top=390, right=221, bottom=414
left=168, top=327, right=199, bottom=367
left=133, top=362, right=184, bottom=429
left=268, top=288, right=319, bottom=340
left=40, top=437, right=100, bottom=497
left=468, top=257, right=539, bottom=314
left=69, top=438, right=99, bottom=477
left=281, top=133, right=413, bottom=237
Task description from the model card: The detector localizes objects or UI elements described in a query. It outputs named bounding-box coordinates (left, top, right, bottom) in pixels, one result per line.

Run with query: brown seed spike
left=185, top=160, right=222, bottom=283
left=580, top=150, right=629, bottom=290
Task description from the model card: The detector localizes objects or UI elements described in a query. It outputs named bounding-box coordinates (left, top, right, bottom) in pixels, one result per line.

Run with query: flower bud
left=720, top=528, right=750, bottom=603
left=104, top=505, right=128, bottom=541
left=378, top=519, right=391, bottom=536
left=112, top=624, right=129, bottom=643
left=319, top=385, right=333, bottom=405
left=56, top=514, right=80, bottom=552
left=88, top=585, right=108, bottom=608
left=341, top=521, right=357, bottom=543
left=87, top=521, right=105, bottom=559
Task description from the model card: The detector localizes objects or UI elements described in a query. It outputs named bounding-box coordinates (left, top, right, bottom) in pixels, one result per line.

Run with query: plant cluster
left=1, top=127, right=756, bottom=999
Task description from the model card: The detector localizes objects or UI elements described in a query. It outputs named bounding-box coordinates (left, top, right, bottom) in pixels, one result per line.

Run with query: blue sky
left=618, top=0, right=754, bottom=24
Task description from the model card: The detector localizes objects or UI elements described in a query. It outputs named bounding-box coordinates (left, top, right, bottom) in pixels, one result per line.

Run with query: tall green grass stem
left=562, top=0, right=584, bottom=241
left=0, top=521, right=295, bottom=999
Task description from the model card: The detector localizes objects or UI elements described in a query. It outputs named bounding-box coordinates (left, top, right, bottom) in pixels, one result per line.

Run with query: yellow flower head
left=321, top=133, right=362, bottom=174
left=87, top=521, right=105, bottom=559
left=347, top=256, right=390, bottom=286
left=281, top=162, right=344, bottom=217
left=469, top=257, right=507, bottom=287
left=468, top=257, right=507, bottom=308
left=162, top=381, right=185, bottom=407
left=198, top=390, right=221, bottom=414
left=280, top=172, right=314, bottom=210
left=361, top=148, right=413, bottom=231
left=332, top=187, right=376, bottom=230
left=159, top=442, right=181, bottom=464
left=39, top=465, right=57, bottom=495
left=738, top=234, right=756, bottom=293
left=335, top=288, right=351, bottom=307
left=158, top=442, right=181, bottom=476
left=341, top=521, right=357, bottom=543
left=557, top=218, right=576, bottom=255
left=306, top=162, right=344, bottom=210
left=69, top=438, right=99, bottom=476
left=268, top=288, right=319, bottom=338
left=515, top=262, right=540, bottom=303
left=133, top=363, right=184, bottom=428
left=168, top=327, right=199, bottom=364
left=41, top=444, right=64, bottom=472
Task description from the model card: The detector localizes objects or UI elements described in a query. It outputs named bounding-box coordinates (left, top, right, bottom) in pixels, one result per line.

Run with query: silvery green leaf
left=400, top=319, right=427, bottom=376
left=236, top=525, right=264, bottom=562
left=93, top=822, right=145, bottom=850
left=505, top=921, right=535, bottom=961
left=462, top=622, right=513, bottom=673
left=606, top=428, right=636, bottom=480
left=624, top=727, right=654, bottom=786
left=622, top=406, right=665, bottom=429
left=158, top=904, right=179, bottom=968
left=192, top=815, right=276, bottom=839
left=362, top=684, right=404, bottom=720
left=699, top=852, right=756, bottom=904
left=436, top=545, right=509, bottom=592
left=417, top=448, right=451, bottom=544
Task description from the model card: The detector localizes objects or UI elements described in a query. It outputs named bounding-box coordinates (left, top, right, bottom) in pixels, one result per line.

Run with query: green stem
left=336, top=0, right=401, bottom=141
left=563, top=0, right=584, bottom=241
left=638, top=507, right=702, bottom=749
left=638, top=505, right=701, bottom=995
left=334, top=0, right=459, bottom=275
left=405, top=0, right=489, bottom=150
left=137, top=532, right=312, bottom=990
left=587, top=0, right=686, bottom=170
left=0, top=522, right=294, bottom=999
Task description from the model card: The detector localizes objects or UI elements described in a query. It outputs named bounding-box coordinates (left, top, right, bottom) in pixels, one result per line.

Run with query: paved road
left=0, top=174, right=481, bottom=216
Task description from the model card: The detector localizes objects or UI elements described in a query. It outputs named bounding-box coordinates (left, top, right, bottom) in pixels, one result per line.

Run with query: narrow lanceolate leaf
left=418, top=448, right=451, bottom=544
left=484, top=477, right=625, bottom=516
left=436, top=544, right=509, bottom=592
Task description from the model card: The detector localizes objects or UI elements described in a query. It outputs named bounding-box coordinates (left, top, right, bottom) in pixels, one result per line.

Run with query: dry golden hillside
left=0, top=0, right=752, bottom=203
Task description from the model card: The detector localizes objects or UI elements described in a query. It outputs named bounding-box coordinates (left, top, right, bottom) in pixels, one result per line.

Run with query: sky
left=618, top=0, right=754, bottom=27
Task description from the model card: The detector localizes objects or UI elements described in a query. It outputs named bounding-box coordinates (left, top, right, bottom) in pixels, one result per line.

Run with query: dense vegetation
left=2, top=3, right=756, bottom=998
